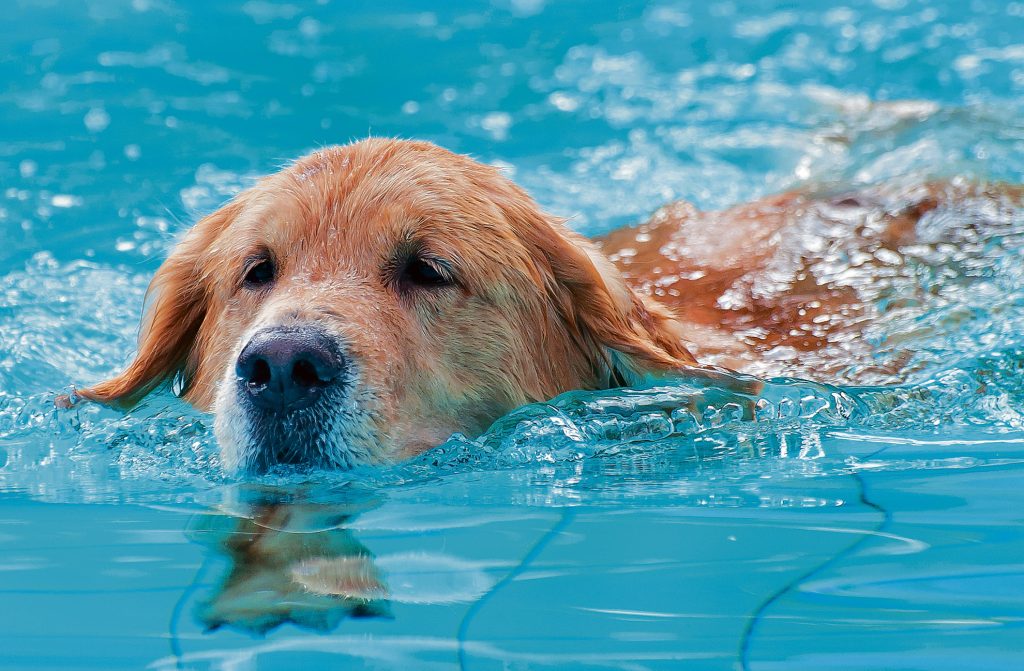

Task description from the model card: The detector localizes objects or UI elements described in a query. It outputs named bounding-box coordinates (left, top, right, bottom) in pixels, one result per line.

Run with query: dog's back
left=599, top=181, right=1024, bottom=381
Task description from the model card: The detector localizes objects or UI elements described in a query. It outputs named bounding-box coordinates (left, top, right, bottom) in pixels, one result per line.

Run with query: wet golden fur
left=73, top=138, right=1022, bottom=467
left=76, top=139, right=695, bottom=466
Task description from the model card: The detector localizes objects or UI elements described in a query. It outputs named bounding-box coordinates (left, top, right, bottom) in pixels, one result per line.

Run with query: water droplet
left=83, top=107, right=110, bottom=133
left=50, top=194, right=81, bottom=208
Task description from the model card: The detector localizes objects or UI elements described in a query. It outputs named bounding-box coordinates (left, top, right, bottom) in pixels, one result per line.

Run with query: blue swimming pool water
left=3, top=0, right=1024, bottom=668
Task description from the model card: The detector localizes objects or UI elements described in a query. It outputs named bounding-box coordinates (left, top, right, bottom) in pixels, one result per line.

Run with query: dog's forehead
left=292, top=146, right=472, bottom=224
left=234, top=145, right=511, bottom=247
left=207, top=145, right=528, bottom=289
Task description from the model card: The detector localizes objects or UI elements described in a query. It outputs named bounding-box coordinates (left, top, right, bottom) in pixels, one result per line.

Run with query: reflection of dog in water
left=189, top=488, right=493, bottom=635
left=190, top=489, right=390, bottom=633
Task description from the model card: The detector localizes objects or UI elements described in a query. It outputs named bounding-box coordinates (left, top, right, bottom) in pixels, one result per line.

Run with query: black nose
left=235, top=327, right=345, bottom=412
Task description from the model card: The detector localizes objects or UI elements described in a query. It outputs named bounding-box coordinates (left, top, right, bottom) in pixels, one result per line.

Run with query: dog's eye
left=243, top=256, right=276, bottom=289
left=402, top=256, right=454, bottom=288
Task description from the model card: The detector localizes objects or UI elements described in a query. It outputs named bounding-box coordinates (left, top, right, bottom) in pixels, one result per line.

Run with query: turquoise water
left=3, top=1, right=1024, bottom=668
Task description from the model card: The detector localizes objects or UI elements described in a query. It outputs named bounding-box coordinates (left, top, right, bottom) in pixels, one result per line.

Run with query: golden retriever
left=66, top=138, right=1021, bottom=471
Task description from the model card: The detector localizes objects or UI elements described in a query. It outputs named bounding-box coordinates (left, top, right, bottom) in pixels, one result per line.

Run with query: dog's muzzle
left=222, top=325, right=383, bottom=473
left=235, top=326, right=346, bottom=414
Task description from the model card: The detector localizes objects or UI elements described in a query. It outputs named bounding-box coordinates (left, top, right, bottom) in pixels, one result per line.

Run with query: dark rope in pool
left=738, top=445, right=892, bottom=671
left=169, top=552, right=215, bottom=670
left=457, top=508, right=577, bottom=670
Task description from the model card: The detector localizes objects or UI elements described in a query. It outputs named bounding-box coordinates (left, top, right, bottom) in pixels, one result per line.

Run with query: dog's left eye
left=243, top=256, right=276, bottom=289
left=401, top=256, right=454, bottom=288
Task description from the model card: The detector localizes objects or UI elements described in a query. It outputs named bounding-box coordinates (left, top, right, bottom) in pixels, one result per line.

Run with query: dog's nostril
left=249, top=358, right=272, bottom=387
left=291, top=358, right=326, bottom=388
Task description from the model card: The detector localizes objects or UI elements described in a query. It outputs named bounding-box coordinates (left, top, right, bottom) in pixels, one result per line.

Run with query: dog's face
left=79, top=140, right=694, bottom=471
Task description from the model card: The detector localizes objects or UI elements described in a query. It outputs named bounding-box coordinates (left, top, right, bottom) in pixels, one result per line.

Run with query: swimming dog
left=68, top=139, right=1022, bottom=470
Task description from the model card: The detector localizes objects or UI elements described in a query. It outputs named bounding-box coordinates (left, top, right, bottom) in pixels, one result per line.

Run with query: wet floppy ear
left=490, top=178, right=763, bottom=396
left=71, top=200, right=243, bottom=409
left=541, top=227, right=698, bottom=386
left=484, top=172, right=696, bottom=387
left=490, top=174, right=698, bottom=388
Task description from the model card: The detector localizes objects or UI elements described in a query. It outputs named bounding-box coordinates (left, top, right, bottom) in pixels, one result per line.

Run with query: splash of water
left=3, top=188, right=1024, bottom=503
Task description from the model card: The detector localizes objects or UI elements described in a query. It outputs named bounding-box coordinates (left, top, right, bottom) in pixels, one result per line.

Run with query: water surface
left=3, top=1, right=1024, bottom=669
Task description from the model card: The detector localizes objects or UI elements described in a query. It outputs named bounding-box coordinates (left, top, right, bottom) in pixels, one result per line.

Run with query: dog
left=66, top=138, right=1022, bottom=471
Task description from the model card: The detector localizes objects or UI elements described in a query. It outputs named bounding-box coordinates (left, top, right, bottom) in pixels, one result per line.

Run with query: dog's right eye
left=402, top=256, right=454, bottom=288
left=243, top=256, right=276, bottom=289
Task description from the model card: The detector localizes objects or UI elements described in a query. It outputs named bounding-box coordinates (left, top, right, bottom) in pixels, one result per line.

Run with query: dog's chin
left=213, top=384, right=381, bottom=474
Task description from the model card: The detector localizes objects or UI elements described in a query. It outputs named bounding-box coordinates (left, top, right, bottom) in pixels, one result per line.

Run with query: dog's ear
left=72, top=200, right=244, bottom=409
left=491, top=181, right=696, bottom=388
left=536, top=224, right=697, bottom=387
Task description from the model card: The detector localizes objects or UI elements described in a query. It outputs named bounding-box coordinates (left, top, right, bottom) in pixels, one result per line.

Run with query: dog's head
left=76, top=139, right=695, bottom=471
